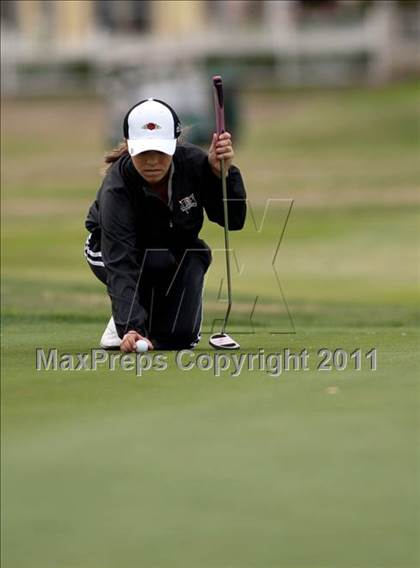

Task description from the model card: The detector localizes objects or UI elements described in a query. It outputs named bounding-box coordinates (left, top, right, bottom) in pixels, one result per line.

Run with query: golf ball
left=135, top=339, right=149, bottom=353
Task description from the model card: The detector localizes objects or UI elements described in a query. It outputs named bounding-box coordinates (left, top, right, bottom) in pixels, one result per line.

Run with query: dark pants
left=84, top=234, right=210, bottom=349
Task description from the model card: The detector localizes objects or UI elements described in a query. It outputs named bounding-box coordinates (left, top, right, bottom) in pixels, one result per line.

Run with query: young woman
left=85, top=98, right=246, bottom=351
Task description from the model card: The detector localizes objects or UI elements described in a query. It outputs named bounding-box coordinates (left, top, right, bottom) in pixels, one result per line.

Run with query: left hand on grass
left=120, top=331, right=153, bottom=353
left=208, top=132, right=234, bottom=178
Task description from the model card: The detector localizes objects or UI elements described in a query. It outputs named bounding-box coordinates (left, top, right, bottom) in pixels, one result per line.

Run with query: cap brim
left=127, top=138, right=176, bottom=156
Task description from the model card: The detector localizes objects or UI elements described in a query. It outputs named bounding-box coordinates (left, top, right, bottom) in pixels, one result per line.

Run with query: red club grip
left=212, top=75, right=225, bottom=135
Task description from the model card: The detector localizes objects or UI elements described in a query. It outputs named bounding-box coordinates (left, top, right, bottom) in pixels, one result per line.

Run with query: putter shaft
left=221, top=158, right=232, bottom=334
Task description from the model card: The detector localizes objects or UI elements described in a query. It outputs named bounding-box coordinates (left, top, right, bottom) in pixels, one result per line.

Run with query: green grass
left=1, top=82, right=419, bottom=567
left=2, top=323, right=418, bottom=568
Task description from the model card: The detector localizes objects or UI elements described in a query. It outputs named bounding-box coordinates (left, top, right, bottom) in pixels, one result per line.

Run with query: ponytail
left=102, top=141, right=128, bottom=174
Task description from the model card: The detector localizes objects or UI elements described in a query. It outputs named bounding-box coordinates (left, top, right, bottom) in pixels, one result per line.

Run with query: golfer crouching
left=84, top=98, right=246, bottom=351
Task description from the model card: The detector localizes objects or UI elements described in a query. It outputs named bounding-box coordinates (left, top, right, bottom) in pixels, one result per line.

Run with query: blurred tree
left=0, top=0, right=17, bottom=28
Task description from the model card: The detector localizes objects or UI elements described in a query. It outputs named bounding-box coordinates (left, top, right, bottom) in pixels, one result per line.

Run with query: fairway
left=2, top=83, right=419, bottom=567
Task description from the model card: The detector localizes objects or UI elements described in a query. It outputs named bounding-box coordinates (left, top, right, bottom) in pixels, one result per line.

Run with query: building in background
left=1, top=0, right=419, bottom=97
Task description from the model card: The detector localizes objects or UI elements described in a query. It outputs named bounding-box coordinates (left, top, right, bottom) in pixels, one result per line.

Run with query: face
left=130, top=149, right=172, bottom=185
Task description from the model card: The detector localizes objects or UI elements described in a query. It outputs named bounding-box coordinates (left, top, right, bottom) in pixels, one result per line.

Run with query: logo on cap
left=142, top=122, right=161, bottom=131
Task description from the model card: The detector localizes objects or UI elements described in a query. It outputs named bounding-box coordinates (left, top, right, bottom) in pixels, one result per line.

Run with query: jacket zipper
left=142, top=184, right=175, bottom=231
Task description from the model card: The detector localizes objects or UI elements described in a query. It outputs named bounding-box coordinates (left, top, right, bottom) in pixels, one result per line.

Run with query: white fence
left=1, top=1, right=419, bottom=95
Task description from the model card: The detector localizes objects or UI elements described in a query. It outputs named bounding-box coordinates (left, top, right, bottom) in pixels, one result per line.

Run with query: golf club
left=209, top=75, right=240, bottom=350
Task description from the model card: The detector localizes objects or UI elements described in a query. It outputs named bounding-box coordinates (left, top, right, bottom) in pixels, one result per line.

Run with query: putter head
left=209, top=333, right=240, bottom=350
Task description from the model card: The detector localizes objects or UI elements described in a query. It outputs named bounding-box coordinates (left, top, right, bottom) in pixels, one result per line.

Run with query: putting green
left=2, top=82, right=419, bottom=567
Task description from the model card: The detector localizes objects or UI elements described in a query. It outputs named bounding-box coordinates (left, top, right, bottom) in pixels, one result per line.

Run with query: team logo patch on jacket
left=142, top=122, right=161, bottom=131
left=179, top=193, right=198, bottom=214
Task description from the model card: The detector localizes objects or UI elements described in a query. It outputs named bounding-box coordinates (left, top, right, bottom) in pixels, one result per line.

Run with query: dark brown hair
left=102, top=141, right=129, bottom=174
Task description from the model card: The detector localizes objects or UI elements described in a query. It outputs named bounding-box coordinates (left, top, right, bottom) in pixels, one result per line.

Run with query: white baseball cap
left=123, top=98, right=182, bottom=156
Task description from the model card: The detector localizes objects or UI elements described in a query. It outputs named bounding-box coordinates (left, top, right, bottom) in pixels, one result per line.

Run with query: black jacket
left=85, top=142, right=247, bottom=336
